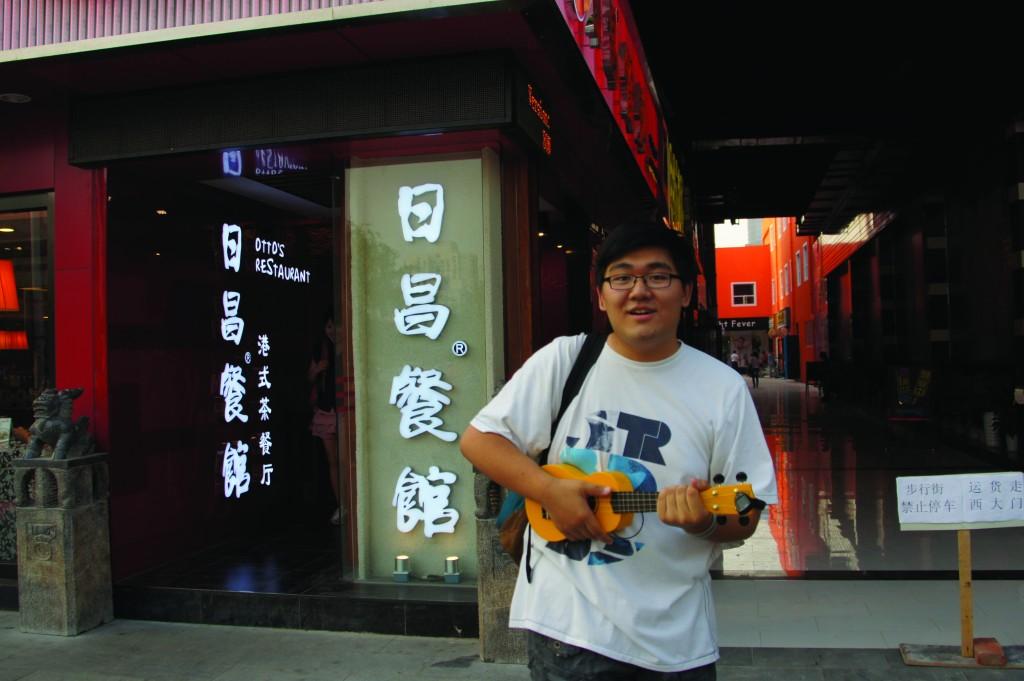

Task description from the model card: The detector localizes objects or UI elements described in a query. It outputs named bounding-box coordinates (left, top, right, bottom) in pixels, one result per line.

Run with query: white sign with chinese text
left=897, top=472, right=1024, bottom=530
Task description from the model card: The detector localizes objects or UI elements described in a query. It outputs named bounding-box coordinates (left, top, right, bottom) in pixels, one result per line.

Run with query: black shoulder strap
left=539, top=332, right=607, bottom=466
left=527, top=332, right=607, bottom=583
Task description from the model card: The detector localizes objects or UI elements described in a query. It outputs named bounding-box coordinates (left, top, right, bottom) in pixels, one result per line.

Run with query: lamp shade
left=0, top=260, right=19, bottom=312
left=0, top=330, right=27, bottom=350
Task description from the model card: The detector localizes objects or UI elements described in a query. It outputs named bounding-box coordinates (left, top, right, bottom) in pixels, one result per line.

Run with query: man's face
left=597, top=246, right=693, bottom=362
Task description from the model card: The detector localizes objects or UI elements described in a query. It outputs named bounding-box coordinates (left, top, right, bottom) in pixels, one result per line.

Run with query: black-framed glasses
left=602, top=272, right=681, bottom=291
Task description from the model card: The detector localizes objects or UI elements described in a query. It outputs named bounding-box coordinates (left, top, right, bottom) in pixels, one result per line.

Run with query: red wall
left=714, top=245, right=772, bottom=319
left=0, top=104, right=108, bottom=447
left=764, top=217, right=821, bottom=380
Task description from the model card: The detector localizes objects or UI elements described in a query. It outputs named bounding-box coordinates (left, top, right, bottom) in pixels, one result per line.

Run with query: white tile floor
left=714, top=579, right=1023, bottom=648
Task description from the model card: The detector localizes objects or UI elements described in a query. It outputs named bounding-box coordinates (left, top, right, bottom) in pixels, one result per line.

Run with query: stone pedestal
left=13, top=453, right=113, bottom=635
left=474, top=473, right=526, bottom=664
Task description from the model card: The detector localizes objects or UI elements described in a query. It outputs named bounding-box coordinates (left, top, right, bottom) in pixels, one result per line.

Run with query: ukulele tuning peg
left=716, top=515, right=728, bottom=525
left=735, top=472, right=748, bottom=482
left=712, top=474, right=725, bottom=484
left=739, top=516, right=750, bottom=527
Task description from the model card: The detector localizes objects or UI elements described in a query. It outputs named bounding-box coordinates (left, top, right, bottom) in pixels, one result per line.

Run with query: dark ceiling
left=626, top=6, right=1023, bottom=232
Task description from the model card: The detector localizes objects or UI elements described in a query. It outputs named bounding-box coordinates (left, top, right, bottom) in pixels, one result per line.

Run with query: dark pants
left=527, top=632, right=716, bottom=681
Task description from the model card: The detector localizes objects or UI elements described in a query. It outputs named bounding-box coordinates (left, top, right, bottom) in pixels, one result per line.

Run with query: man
left=461, top=223, right=777, bottom=679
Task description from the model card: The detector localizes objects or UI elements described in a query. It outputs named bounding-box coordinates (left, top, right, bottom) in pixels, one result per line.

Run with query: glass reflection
left=715, top=378, right=1024, bottom=576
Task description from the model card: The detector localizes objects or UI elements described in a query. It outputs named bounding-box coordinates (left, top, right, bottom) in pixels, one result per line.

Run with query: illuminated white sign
left=394, top=273, right=450, bottom=339
left=223, top=440, right=251, bottom=498
left=252, top=237, right=311, bottom=284
left=222, top=223, right=242, bottom=272
left=221, top=291, right=245, bottom=345
left=219, top=363, right=249, bottom=423
left=389, top=365, right=456, bottom=442
left=254, top=148, right=308, bottom=176
left=392, top=465, right=460, bottom=537
left=398, top=183, right=445, bottom=243
left=215, top=221, right=300, bottom=501
left=222, top=150, right=243, bottom=177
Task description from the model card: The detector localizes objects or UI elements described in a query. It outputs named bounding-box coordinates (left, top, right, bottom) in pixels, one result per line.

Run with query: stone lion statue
left=23, top=388, right=95, bottom=460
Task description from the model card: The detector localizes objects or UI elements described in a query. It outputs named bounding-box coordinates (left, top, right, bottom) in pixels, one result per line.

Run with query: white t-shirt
left=471, top=335, right=778, bottom=672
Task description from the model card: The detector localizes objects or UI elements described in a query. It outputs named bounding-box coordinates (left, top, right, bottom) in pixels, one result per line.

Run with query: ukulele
left=525, top=463, right=766, bottom=542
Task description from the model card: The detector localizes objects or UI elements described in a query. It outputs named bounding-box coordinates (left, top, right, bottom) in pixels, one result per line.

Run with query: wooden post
left=957, top=529, right=973, bottom=658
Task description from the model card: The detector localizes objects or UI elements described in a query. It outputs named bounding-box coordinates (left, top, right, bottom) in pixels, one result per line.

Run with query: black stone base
left=0, top=578, right=17, bottom=610
left=113, top=581, right=478, bottom=637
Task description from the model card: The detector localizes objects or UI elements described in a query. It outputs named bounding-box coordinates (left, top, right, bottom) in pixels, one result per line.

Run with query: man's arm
left=460, top=425, right=613, bottom=543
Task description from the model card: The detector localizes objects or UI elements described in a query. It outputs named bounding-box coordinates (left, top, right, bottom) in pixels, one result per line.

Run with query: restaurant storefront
left=0, top=0, right=673, bottom=635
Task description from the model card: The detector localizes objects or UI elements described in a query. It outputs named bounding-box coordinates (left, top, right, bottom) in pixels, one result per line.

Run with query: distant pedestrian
left=767, top=352, right=777, bottom=378
left=749, top=353, right=761, bottom=388
left=729, top=350, right=739, bottom=371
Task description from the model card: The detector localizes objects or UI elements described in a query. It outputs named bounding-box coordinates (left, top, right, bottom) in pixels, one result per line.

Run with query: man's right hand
left=537, top=476, right=613, bottom=544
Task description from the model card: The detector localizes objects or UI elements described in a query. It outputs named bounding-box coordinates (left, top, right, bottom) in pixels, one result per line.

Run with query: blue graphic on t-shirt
left=545, top=440, right=660, bottom=566
left=562, top=409, right=671, bottom=466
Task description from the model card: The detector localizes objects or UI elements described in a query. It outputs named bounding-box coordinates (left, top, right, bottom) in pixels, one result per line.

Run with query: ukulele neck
left=610, top=491, right=659, bottom=514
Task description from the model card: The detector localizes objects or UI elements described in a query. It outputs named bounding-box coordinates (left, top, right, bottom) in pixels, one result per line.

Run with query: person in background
left=308, top=315, right=341, bottom=525
left=749, top=353, right=761, bottom=388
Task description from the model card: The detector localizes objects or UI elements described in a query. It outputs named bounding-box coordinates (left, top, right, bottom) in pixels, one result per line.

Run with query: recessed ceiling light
left=0, top=227, right=14, bottom=233
left=537, top=231, right=546, bottom=237
left=155, top=209, right=168, bottom=216
left=0, top=93, right=31, bottom=104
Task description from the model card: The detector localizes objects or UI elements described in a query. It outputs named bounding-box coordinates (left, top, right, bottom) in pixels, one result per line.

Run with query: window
left=732, top=282, right=756, bottom=306
left=802, top=243, right=810, bottom=282
left=0, top=195, right=53, bottom=432
left=771, top=278, right=776, bottom=304
left=795, top=250, right=803, bottom=286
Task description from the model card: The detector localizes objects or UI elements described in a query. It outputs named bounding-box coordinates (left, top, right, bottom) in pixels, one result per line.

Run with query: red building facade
left=714, top=243, right=772, bottom=364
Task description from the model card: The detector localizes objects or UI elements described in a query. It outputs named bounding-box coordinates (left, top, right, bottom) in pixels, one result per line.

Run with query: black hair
left=594, top=222, right=697, bottom=286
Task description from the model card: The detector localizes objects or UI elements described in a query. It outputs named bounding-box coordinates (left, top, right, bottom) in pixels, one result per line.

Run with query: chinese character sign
left=348, top=155, right=501, bottom=580
left=213, top=219, right=310, bottom=502
left=389, top=365, right=456, bottom=442
left=392, top=465, right=460, bottom=537
left=897, top=472, right=1024, bottom=526
left=397, top=183, right=445, bottom=243
left=219, top=363, right=248, bottom=424
left=223, top=441, right=251, bottom=499
left=221, top=291, right=245, bottom=345
left=222, top=223, right=242, bottom=272
left=394, top=273, right=450, bottom=339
